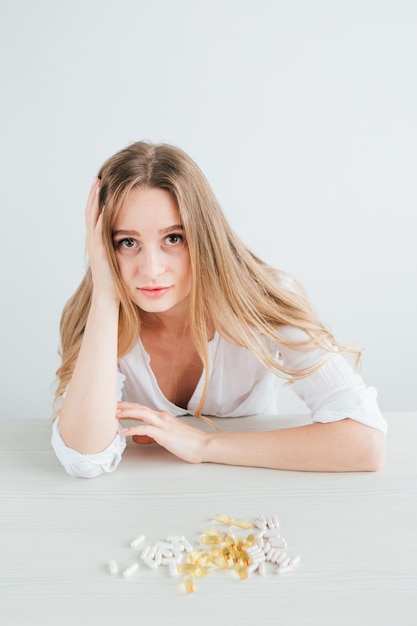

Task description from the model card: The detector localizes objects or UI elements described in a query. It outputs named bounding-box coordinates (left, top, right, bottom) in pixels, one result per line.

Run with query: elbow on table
left=358, top=425, right=386, bottom=472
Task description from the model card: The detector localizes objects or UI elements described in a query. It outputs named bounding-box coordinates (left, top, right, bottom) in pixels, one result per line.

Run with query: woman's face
left=112, top=187, right=192, bottom=315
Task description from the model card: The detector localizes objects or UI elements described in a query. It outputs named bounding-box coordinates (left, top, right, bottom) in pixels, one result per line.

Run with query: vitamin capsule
left=183, top=575, right=195, bottom=593
left=245, top=534, right=257, bottom=546
left=140, top=545, right=151, bottom=560
left=240, top=550, right=251, bottom=567
left=291, top=555, right=301, bottom=567
left=258, top=562, right=266, bottom=576
left=235, top=537, right=245, bottom=550
left=276, top=552, right=288, bottom=565
left=122, top=562, right=139, bottom=578
left=272, top=515, right=280, bottom=527
left=130, top=535, right=145, bottom=548
left=189, top=549, right=206, bottom=563
left=167, top=536, right=186, bottom=543
left=225, top=535, right=235, bottom=546
left=177, top=563, right=197, bottom=575
left=210, top=554, right=228, bottom=569
left=169, top=559, right=178, bottom=577
left=144, top=557, right=158, bottom=570
left=277, top=564, right=293, bottom=575
left=255, top=520, right=267, bottom=531
left=200, top=534, right=222, bottom=545
left=202, top=527, right=223, bottom=537
left=234, top=564, right=248, bottom=580
left=182, top=540, right=194, bottom=553
left=212, top=513, right=233, bottom=525
left=108, top=559, right=118, bottom=575
left=156, top=541, right=174, bottom=550
left=267, top=516, right=275, bottom=529
left=194, top=566, right=215, bottom=578
left=247, top=562, right=260, bottom=575
left=232, top=518, right=253, bottom=529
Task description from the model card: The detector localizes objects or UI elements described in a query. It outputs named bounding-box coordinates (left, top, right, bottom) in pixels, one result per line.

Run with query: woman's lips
left=138, top=286, right=171, bottom=299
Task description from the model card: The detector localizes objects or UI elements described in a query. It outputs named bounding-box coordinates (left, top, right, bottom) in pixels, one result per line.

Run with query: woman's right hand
left=85, top=179, right=120, bottom=302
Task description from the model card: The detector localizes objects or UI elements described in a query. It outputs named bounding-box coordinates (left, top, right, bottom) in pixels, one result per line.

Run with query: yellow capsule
left=245, top=534, right=257, bottom=546
left=183, top=575, right=195, bottom=593
left=210, top=554, right=229, bottom=569
left=234, top=564, right=249, bottom=580
left=195, top=552, right=211, bottom=566
left=225, top=535, right=235, bottom=546
left=212, top=513, right=233, bottom=525
left=231, top=547, right=242, bottom=563
left=189, top=550, right=206, bottom=564
left=177, top=563, right=197, bottom=575
left=240, top=550, right=251, bottom=566
left=221, top=546, right=232, bottom=559
left=232, top=518, right=253, bottom=529
left=200, top=534, right=222, bottom=545
left=193, top=566, right=215, bottom=578
left=202, top=527, right=223, bottom=537
left=235, top=537, right=245, bottom=550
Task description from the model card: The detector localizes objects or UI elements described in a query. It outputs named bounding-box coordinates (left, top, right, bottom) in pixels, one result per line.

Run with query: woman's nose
left=137, top=246, right=165, bottom=278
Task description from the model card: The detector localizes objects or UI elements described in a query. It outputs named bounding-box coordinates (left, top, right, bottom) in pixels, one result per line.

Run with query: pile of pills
left=107, top=514, right=300, bottom=593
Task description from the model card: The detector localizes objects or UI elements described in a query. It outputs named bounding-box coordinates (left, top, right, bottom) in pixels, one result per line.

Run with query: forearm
left=58, top=295, right=120, bottom=454
left=202, top=419, right=385, bottom=472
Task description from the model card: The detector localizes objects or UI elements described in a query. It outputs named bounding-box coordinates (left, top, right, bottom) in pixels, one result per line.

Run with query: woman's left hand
left=116, top=402, right=208, bottom=464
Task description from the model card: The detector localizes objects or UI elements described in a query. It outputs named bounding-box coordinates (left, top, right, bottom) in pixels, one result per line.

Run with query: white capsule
left=258, top=561, right=266, bottom=576
left=247, top=562, right=260, bottom=574
left=255, top=520, right=267, bottom=530
left=148, top=545, right=157, bottom=560
left=290, top=555, right=301, bottom=567
left=168, top=559, right=178, bottom=577
left=130, top=535, right=145, bottom=548
left=264, top=528, right=281, bottom=539
left=155, top=551, right=162, bottom=566
left=258, top=515, right=267, bottom=524
left=140, top=545, right=151, bottom=560
left=122, top=562, right=139, bottom=578
left=108, top=559, right=118, bottom=575
left=266, top=548, right=276, bottom=562
left=160, top=549, right=173, bottom=558
left=156, top=541, right=174, bottom=550
left=167, top=536, right=186, bottom=543
left=263, top=542, right=271, bottom=554
left=267, top=516, right=275, bottom=529
left=182, top=540, right=194, bottom=553
left=171, top=547, right=182, bottom=559
left=277, top=564, right=293, bottom=575
left=269, top=537, right=286, bottom=548
left=272, top=515, right=280, bottom=527
left=276, top=552, right=288, bottom=565
left=280, top=556, right=291, bottom=568
left=144, top=557, right=158, bottom=570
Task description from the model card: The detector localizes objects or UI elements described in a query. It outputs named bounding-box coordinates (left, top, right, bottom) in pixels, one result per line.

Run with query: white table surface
left=1, top=412, right=416, bottom=626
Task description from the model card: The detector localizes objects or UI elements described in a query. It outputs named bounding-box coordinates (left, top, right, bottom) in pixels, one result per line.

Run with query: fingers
left=85, top=178, right=102, bottom=235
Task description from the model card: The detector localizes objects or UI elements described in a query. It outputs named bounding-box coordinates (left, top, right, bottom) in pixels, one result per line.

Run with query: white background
left=0, top=0, right=415, bottom=419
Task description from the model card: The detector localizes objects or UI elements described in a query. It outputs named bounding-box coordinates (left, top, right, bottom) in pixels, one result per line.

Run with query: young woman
left=52, top=141, right=387, bottom=478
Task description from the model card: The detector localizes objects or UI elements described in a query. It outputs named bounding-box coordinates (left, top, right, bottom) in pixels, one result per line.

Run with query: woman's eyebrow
left=112, top=225, right=184, bottom=237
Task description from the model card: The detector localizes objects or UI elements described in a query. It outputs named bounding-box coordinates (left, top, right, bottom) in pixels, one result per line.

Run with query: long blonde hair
left=55, top=141, right=360, bottom=417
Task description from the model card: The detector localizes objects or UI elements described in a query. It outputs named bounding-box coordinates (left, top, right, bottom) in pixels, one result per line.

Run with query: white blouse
left=51, top=326, right=387, bottom=478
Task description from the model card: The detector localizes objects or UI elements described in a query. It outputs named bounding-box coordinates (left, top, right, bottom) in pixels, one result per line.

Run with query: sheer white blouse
left=52, top=326, right=387, bottom=478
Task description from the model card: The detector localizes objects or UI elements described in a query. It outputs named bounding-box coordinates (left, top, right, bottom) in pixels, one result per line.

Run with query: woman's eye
left=164, top=234, right=184, bottom=246
left=117, top=238, right=138, bottom=249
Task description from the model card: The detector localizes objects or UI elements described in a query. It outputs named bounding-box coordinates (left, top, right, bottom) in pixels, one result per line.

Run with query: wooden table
left=1, top=413, right=416, bottom=625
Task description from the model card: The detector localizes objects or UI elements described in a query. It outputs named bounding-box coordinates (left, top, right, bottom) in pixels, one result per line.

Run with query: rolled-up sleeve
left=51, top=419, right=127, bottom=478
left=278, top=328, right=387, bottom=435
left=51, top=370, right=127, bottom=478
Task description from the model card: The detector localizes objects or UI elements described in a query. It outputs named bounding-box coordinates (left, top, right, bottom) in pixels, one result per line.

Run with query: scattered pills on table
left=107, top=513, right=300, bottom=593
